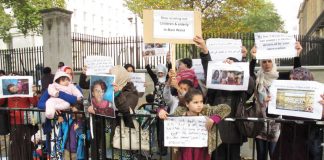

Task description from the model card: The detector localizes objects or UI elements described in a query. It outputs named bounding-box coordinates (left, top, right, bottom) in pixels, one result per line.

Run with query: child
left=176, top=58, right=199, bottom=88
left=45, top=71, right=83, bottom=119
left=159, top=88, right=231, bottom=160
left=7, top=79, right=29, bottom=94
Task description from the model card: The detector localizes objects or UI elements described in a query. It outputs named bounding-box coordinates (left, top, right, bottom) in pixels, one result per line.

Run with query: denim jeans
left=255, top=138, right=276, bottom=160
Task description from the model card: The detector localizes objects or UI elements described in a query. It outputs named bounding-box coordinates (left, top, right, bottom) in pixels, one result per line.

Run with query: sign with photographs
left=206, top=62, right=249, bottom=91
left=268, top=80, right=324, bottom=119
left=206, top=38, right=242, bottom=62
left=143, top=43, right=169, bottom=57
left=254, top=32, right=296, bottom=59
left=0, top=76, right=33, bottom=98
left=164, top=116, right=208, bottom=147
left=90, top=75, right=115, bottom=118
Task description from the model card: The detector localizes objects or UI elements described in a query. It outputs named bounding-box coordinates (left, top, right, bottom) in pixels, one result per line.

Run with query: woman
left=249, top=42, right=302, bottom=160
left=0, top=74, right=39, bottom=160
left=272, top=67, right=323, bottom=160
left=91, top=79, right=114, bottom=117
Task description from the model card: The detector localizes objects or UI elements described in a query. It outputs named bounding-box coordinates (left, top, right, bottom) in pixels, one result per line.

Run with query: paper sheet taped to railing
left=164, top=116, right=208, bottom=147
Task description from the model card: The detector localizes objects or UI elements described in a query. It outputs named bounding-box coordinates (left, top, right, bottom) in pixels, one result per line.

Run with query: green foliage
left=0, top=0, right=65, bottom=39
left=124, top=0, right=285, bottom=34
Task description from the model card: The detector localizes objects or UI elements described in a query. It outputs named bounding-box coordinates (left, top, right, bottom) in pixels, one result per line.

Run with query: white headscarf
left=255, top=59, right=279, bottom=104
left=156, top=64, right=167, bottom=83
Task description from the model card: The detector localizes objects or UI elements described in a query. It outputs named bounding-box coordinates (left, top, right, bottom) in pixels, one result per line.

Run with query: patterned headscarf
left=256, top=59, right=279, bottom=105
left=290, top=67, right=314, bottom=81
left=110, top=65, right=130, bottom=89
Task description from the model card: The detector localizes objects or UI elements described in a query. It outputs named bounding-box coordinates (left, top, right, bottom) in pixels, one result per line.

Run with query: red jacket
left=0, top=96, right=38, bottom=125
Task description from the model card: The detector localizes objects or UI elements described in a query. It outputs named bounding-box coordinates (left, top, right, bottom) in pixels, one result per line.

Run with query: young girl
left=45, top=71, right=83, bottom=119
left=159, top=88, right=231, bottom=160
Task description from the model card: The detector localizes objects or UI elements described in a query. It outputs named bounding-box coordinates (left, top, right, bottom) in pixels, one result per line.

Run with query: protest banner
left=254, top=32, right=296, bottom=59
left=268, top=80, right=324, bottom=119
left=192, top=59, right=205, bottom=80
left=85, top=56, right=114, bottom=75
left=0, top=76, right=33, bottom=98
left=206, top=38, right=242, bottom=62
left=130, top=73, right=145, bottom=93
left=206, top=62, right=249, bottom=91
left=164, top=116, right=208, bottom=147
left=143, top=9, right=202, bottom=44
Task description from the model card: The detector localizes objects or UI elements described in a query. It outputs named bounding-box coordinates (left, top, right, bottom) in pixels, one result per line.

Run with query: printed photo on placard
left=206, top=62, right=249, bottom=91
left=143, top=43, right=169, bottom=57
left=211, top=70, right=244, bottom=85
left=90, top=75, right=115, bottom=118
left=268, top=80, right=324, bottom=119
left=0, top=76, right=33, bottom=98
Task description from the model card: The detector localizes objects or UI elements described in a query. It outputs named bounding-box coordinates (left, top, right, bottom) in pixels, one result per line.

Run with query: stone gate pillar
left=41, top=8, right=72, bottom=71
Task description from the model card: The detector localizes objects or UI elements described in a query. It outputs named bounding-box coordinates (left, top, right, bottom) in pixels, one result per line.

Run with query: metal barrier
left=0, top=108, right=323, bottom=160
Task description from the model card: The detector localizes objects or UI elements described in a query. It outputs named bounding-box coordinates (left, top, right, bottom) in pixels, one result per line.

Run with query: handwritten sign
left=154, top=10, right=194, bottom=40
left=130, top=73, right=145, bottom=92
left=255, top=32, right=296, bottom=59
left=206, top=38, right=242, bottom=62
left=143, top=10, right=202, bottom=44
left=85, top=56, right=114, bottom=75
left=164, top=116, right=208, bottom=147
left=268, top=80, right=324, bottom=119
left=192, top=59, right=205, bottom=80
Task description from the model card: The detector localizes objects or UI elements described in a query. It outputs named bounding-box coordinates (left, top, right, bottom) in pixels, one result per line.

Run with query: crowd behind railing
left=0, top=36, right=324, bottom=160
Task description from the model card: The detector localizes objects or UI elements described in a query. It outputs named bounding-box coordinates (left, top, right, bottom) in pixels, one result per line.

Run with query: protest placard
left=206, top=62, right=249, bottom=91
left=268, top=80, right=324, bottom=119
left=164, top=116, right=208, bottom=147
left=143, top=10, right=202, bottom=44
left=90, top=75, right=115, bottom=118
left=130, top=73, right=146, bottom=93
left=254, top=32, right=296, bottom=59
left=143, top=43, right=169, bottom=57
left=85, top=56, right=114, bottom=75
left=192, top=59, right=205, bottom=80
left=206, top=38, right=242, bottom=62
left=0, top=76, right=33, bottom=98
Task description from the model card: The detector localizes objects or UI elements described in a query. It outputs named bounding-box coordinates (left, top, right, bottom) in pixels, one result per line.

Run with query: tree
left=124, top=0, right=285, bottom=34
left=0, top=0, right=65, bottom=41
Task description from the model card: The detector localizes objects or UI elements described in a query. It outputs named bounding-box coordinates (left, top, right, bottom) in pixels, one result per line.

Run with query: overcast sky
left=271, top=0, right=304, bottom=34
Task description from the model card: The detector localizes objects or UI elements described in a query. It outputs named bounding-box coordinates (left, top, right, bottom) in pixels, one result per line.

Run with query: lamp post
left=128, top=15, right=139, bottom=68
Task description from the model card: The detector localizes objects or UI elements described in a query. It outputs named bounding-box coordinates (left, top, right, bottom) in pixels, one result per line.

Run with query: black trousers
left=211, top=143, right=241, bottom=160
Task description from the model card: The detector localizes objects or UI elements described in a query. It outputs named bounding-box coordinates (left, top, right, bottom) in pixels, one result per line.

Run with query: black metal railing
left=1, top=108, right=324, bottom=160
left=0, top=46, right=44, bottom=85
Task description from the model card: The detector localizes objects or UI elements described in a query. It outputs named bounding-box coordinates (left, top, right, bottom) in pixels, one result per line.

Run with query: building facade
left=0, top=0, right=143, bottom=49
left=298, top=0, right=324, bottom=37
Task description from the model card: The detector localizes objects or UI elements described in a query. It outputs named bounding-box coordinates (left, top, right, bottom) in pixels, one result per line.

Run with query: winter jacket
left=0, top=96, right=38, bottom=125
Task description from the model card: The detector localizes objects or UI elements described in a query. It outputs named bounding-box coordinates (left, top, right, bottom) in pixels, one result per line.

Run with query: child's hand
left=57, top=116, right=64, bottom=123
left=82, top=65, right=88, bottom=74
left=158, top=109, right=169, bottom=120
left=74, top=124, right=79, bottom=130
left=88, top=105, right=96, bottom=114
left=205, top=117, right=214, bottom=131
left=168, top=69, right=176, bottom=78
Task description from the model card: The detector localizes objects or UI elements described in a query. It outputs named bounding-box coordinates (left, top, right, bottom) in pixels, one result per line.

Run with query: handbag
left=235, top=96, right=264, bottom=138
left=112, top=117, right=150, bottom=151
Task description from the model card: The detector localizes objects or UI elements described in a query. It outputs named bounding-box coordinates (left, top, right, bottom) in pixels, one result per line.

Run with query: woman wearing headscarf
left=249, top=42, right=302, bottom=160
left=272, top=67, right=323, bottom=160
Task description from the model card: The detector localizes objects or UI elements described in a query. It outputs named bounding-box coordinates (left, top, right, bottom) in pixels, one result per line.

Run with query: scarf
left=255, top=59, right=279, bottom=105
left=110, top=65, right=130, bottom=90
left=156, top=64, right=167, bottom=83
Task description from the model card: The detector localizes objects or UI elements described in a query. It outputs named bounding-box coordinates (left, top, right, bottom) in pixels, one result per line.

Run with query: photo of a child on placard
left=211, top=70, right=244, bottom=85
left=0, top=76, right=33, bottom=97
left=90, top=75, right=115, bottom=117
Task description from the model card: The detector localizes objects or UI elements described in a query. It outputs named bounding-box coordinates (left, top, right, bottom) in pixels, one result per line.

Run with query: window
left=83, top=12, right=87, bottom=21
left=92, top=14, right=95, bottom=24
left=101, top=16, right=103, bottom=25
left=101, top=30, right=104, bottom=37
left=84, top=26, right=87, bottom=34
left=73, top=9, right=77, bottom=18
left=74, top=24, right=78, bottom=33
left=93, top=28, right=96, bottom=35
